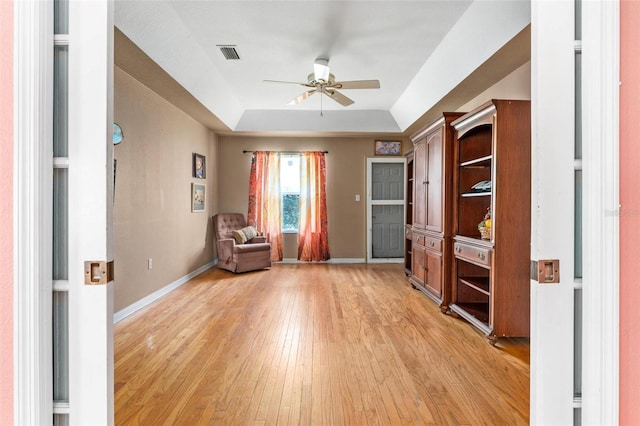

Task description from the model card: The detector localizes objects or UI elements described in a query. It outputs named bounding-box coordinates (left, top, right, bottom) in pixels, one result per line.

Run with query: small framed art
left=191, top=183, right=206, bottom=212
left=193, top=153, right=206, bottom=179
left=374, top=140, right=402, bottom=156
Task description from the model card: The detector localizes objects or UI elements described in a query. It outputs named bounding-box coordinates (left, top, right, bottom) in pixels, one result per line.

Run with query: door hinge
left=531, top=259, right=559, bottom=284
left=84, top=260, right=114, bottom=285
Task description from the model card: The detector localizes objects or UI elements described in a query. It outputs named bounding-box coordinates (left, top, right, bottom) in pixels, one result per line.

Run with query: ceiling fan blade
left=333, top=80, right=380, bottom=90
left=323, top=89, right=354, bottom=107
left=288, top=90, right=316, bottom=105
left=263, top=79, right=308, bottom=86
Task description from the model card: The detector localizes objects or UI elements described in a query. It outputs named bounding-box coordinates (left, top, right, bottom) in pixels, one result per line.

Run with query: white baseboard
left=279, top=258, right=366, bottom=264
left=366, top=258, right=404, bottom=264
left=113, top=259, right=217, bottom=324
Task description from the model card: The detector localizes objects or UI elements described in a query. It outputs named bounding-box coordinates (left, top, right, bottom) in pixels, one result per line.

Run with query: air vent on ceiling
left=217, top=45, right=240, bottom=60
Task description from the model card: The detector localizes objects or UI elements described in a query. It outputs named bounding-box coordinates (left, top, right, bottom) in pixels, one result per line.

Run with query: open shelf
left=461, top=191, right=492, bottom=198
left=460, top=155, right=492, bottom=168
left=459, top=276, right=490, bottom=296
left=449, top=303, right=492, bottom=335
left=455, top=302, right=489, bottom=323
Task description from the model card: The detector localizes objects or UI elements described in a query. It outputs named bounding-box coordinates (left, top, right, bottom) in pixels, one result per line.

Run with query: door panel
left=372, top=162, right=404, bottom=200
left=412, top=243, right=426, bottom=286
left=372, top=205, right=404, bottom=258
left=424, top=249, right=443, bottom=297
left=426, top=132, right=443, bottom=232
left=413, top=141, right=427, bottom=228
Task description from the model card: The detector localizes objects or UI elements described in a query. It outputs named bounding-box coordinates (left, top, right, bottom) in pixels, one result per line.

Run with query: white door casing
left=366, top=157, right=406, bottom=263
left=14, top=0, right=115, bottom=423
left=581, top=0, right=619, bottom=423
left=14, top=1, right=54, bottom=423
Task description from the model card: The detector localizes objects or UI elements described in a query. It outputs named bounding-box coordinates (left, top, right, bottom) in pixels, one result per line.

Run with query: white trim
left=366, top=157, right=407, bottom=263
left=581, top=0, right=620, bottom=424
left=66, top=2, right=115, bottom=423
left=530, top=1, right=576, bottom=424
left=13, top=1, right=53, bottom=424
left=53, top=401, right=70, bottom=415
left=366, top=258, right=403, bottom=264
left=113, top=260, right=217, bottom=323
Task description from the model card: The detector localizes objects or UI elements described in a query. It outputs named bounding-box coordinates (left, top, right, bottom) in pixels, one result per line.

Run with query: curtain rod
left=242, top=150, right=328, bottom=154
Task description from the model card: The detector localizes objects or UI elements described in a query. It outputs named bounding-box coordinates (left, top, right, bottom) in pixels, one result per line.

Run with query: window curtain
left=298, top=152, right=330, bottom=261
left=247, top=151, right=283, bottom=261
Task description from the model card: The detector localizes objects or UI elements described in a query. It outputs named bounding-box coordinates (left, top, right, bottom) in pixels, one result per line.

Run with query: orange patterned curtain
left=298, top=152, right=330, bottom=261
left=247, top=151, right=283, bottom=261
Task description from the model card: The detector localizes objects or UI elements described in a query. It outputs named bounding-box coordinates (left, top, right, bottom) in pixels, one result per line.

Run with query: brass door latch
left=84, top=260, right=114, bottom=285
left=531, top=259, right=560, bottom=284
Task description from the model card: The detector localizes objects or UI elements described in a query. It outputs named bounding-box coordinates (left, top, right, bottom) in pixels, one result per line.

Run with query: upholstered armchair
left=213, top=213, right=272, bottom=273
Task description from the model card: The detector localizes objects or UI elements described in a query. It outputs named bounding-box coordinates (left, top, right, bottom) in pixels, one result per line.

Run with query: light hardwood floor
left=115, top=264, right=529, bottom=425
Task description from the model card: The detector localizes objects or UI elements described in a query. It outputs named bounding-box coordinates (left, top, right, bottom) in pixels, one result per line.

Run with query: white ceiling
left=114, top=0, right=531, bottom=135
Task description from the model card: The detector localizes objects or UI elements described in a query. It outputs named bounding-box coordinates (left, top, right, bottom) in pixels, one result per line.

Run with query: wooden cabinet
left=409, top=113, right=463, bottom=308
left=449, top=99, right=531, bottom=343
left=404, top=151, right=414, bottom=275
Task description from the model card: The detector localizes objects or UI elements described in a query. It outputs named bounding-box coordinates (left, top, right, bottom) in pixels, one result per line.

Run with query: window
left=280, top=154, right=300, bottom=231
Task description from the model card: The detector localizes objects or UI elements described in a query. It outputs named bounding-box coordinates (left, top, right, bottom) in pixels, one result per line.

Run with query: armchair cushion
left=232, top=226, right=258, bottom=244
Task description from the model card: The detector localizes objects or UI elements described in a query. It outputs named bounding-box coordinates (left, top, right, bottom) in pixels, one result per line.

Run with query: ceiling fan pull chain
left=320, top=92, right=323, bottom=117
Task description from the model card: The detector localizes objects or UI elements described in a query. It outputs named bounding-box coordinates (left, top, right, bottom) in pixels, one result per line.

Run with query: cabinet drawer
left=454, top=242, right=491, bottom=267
left=424, top=236, right=442, bottom=253
left=405, top=226, right=413, bottom=240
left=413, top=233, right=442, bottom=252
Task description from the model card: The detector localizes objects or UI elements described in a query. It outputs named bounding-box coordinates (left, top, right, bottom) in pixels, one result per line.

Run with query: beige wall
left=458, top=61, right=531, bottom=112
left=113, top=67, right=218, bottom=311
left=218, top=136, right=411, bottom=259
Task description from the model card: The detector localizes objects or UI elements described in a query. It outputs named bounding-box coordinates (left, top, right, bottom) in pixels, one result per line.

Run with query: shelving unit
left=408, top=113, right=463, bottom=309
left=449, top=99, right=531, bottom=343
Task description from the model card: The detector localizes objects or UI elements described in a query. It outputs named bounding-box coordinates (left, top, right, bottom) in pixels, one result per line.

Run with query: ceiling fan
left=264, top=57, right=380, bottom=107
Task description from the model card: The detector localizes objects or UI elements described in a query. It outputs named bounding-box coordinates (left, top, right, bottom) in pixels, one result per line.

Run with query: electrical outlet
left=148, top=258, right=153, bottom=270
left=355, top=194, right=360, bottom=202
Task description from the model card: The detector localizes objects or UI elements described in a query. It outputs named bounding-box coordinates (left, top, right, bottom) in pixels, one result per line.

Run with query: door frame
left=366, top=157, right=406, bottom=263
left=531, top=1, right=620, bottom=423
left=581, top=0, right=619, bottom=423
left=14, top=1, right=53, bottom=422
left=13, top=1, right=115, bottom=423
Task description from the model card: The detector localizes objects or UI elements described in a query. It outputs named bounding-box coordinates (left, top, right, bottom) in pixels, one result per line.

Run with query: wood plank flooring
left=114, top=264, right=529, bottom=425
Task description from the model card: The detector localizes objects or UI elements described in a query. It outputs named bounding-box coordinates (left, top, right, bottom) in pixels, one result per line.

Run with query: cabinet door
left=413, top=140, right=427, bottom=229
left=412, top=242, right=426, bottom=286
left=426, top=130, right=443, bottom=232
left=424, top=249, right=443, bottom=298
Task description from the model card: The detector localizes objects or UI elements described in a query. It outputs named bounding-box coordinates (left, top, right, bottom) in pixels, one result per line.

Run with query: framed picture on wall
left=193, top=153, right=206, bottom=179
left=374, top=140, right=402, bottom=156
left=191, top=183, right=206, bottom=212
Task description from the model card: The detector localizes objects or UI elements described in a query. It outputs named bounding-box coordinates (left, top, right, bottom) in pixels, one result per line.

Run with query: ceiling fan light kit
left=264, top=57, right=380, bottom=109
left=313, top=57, right=330, bottom=82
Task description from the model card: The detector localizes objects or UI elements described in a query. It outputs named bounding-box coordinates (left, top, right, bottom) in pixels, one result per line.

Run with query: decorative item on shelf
left=471, top=180, right=492, bottom=192
left=478, top=206, right=492, bottom=240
